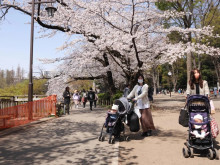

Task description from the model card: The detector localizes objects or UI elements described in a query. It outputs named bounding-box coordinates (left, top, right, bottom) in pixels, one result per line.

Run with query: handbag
left=210, top=100, right=215, bottom=114
left=127, top=111, right=140, bottom=132
left=210, top=117, right=219, bottom=138
left=178, top=106, right=189, bottom=127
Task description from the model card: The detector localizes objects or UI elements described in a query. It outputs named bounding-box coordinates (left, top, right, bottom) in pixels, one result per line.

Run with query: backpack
left=88, top=91, right=95, bottom=100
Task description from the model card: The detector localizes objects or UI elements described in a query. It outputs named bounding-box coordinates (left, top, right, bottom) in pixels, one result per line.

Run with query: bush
left=112, top=91, right=123, bottom=101
left=98, top=91, right=123, bottom=101
left=98, top=92, right=111, bottom=100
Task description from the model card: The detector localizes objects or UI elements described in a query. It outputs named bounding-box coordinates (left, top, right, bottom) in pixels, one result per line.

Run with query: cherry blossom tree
left=1, top=0, right=220, bottom=99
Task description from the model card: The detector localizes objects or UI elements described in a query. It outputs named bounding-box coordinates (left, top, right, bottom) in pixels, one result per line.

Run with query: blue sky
left=0, top=9, right=66, bottom=76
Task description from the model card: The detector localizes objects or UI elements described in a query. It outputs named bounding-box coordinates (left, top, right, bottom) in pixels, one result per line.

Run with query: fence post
left=28, top=102, right=33, bottom=120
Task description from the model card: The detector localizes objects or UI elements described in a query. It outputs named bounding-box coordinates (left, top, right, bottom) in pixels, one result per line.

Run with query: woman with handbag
left=185, top=69, right=219, bottom=138
left=127, top=74, right=155, bottom=137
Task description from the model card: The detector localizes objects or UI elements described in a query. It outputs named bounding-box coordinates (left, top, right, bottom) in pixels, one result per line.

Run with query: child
left=191, top=114, right=209, bottom=139
left=104, top=104, right=119, bottom=131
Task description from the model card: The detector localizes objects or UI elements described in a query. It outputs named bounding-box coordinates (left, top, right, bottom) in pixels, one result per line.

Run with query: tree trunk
left=171, top=65, right=178, bottom=92
left=157, top=69, right=160, bottom=93
left=187, top=52, right=192, bottom=84
left=212, top=56, right=220, bottom=87
left=103, top=53, right=116, bottom=94
left=152, top=66, right=158, bottom=95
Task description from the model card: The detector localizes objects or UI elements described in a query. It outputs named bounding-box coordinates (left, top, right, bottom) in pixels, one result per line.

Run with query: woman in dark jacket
left=63, top=86, right=71, bottom=115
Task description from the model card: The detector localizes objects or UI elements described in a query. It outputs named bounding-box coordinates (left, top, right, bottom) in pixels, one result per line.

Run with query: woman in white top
left=127, top=74, right=155, bottom=137
left=186, top=69, right=210, bottom=97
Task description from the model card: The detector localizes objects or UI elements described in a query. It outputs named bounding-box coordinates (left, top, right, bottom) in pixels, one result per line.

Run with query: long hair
left=189, top=69, right=203, bottom=89
left=136, top=74, right=145, bottom=85
left=65, top=86, right=69, bottom=91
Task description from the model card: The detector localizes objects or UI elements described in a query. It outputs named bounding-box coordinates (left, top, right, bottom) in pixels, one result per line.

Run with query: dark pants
left=64, top=103, right=70, bottom=115
left=83, top=102, right=86, bottom=108
left=89, top=101, right=93, bottom=110
left=94, top=100, right=97, bottom=108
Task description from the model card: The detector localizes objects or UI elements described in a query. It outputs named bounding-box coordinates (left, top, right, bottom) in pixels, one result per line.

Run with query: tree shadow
left=0, top=109, right=118, bottom=165
left=119, top=146, right=138, bottom=165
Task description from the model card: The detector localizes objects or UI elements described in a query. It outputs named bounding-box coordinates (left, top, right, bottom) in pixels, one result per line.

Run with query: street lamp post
left=168, top=71, right=172, bottom=97
left=28, top=0, right=56, bottom=120
left=28, top=0, right=35, bottom=103
left=28, top=0, right=56, bottom=103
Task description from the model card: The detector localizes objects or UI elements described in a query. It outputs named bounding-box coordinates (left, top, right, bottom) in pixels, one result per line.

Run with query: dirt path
left=119, top=94, right=220, bottom=165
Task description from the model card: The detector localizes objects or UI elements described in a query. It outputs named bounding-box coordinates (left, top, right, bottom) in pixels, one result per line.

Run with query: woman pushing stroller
left=182, top=68, right=219, bottom=159
left=127, top=74, right=155, bottom=137
left=186, top=69, right=209, bottom=97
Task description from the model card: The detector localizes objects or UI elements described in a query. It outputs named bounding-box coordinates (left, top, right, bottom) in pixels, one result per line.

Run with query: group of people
left=107, top=68, right=215, bottom=138
left=64, top=68, right=215, bottom=139
left=63, top=87, right=98, bottom=115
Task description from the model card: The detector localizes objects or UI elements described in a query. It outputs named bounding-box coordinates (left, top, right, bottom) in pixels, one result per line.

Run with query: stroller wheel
left=111, top=138, right=115, bottom=144
left=109, top=138, right=115, bottom=144
left=125, top=136, right=130, bottom=141
left=101, top=136, right=105, bottom=142
left=189, top=148, right=194, bottom=158
left=214, top=149, right=219, bottom=160
left=207, top=149, right=214, bottom=160
left=182, top=146, right=190, bottom=158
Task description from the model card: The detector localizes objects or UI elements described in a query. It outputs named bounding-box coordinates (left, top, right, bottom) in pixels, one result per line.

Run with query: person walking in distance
left=73, top=90, right=80, bottom=108
left=94, top=91, right=98, bottom=108
left=63, top=86, right=71, bottom=115
left=87, top=87, right=95, bottom=111
left=123, top=84, right=131, bottom=97
left=81, top=89, right=87, bottom=108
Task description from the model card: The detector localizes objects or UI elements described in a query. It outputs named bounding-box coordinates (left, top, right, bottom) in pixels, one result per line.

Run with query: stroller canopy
left=187, top=95, right=209, bottom=104
left=187, top=95, right=210, bottom=113
left=114, top=97, right=131, bottom=115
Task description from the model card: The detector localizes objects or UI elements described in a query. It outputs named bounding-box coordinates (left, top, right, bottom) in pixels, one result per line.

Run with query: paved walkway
left=0, top=93, right=219, bottom=165
left=0, top=106, right=119, bottom=165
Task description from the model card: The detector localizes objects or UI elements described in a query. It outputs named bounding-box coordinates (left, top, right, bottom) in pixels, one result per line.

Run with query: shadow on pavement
left=119, top=146, right=138, bottom=165
left=0, top=108, right=116, bottom=165
left=154, top=128, right=187, bottom=141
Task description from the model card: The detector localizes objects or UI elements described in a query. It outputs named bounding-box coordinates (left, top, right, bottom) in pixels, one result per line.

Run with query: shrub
left=112, top=91, right=123, bottom=101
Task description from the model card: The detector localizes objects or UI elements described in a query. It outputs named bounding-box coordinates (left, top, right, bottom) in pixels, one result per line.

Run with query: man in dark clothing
left=63, top=86, right=71, bottom=115
left=123, top=84, right=130, bottom=97
left=148, top=86, right=154, bottom=103
left=87, top=87, right=95, bottom=111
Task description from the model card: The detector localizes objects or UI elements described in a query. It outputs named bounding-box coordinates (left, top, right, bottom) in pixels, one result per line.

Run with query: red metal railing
left=0, top=95, right=57, bottom=130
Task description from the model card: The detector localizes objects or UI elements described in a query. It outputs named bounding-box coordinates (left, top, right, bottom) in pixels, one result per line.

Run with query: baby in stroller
left=98, top=97, right=131, bottom=144
left=182, top=95, right=219, bottom=160
left=191, top=114, right=209, bottom=139
left=104, top=104, right=122, bottom=134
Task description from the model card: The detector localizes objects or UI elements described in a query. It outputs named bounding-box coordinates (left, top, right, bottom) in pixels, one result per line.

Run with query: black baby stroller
left=98, top=97, right=132, bottom=144
left=182, top=95, right=219, bottom=160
